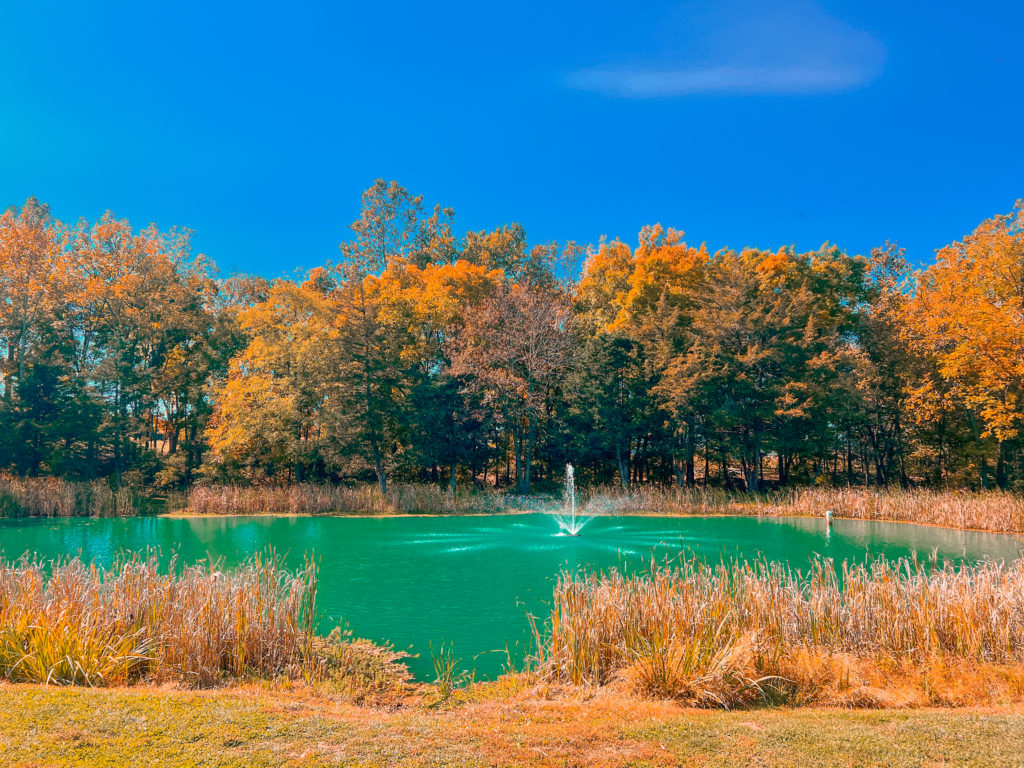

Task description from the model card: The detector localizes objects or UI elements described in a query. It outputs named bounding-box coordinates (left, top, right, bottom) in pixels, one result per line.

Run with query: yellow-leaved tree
left=905, top=201, right=1024, bottom=487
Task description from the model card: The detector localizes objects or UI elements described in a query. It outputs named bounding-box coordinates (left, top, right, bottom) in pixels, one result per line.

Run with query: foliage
left=3, top=186, right=1024, bottom=492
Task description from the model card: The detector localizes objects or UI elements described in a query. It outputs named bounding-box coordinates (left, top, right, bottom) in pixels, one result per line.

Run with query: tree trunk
left=996, top=442, right=1009, bottom=489
left=511, top=422, right=524, bottom=492
left=682, top=424, right=696, bottom=486
left=615, top=443, right=629, bottom=490
left=372, top=442, right=387, bottom=494
left=744, top=445, right=761, bottom=493
left=167, top=421, right=179, bottom=454
left=520, top=417, right=536, bottom=494
left=967, top=412, right=989, bottom=490
left=3, top=345, right=13, bottom=402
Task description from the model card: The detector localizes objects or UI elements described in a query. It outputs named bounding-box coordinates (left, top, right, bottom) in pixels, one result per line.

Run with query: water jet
left=554, top=464, right=592, bottom=536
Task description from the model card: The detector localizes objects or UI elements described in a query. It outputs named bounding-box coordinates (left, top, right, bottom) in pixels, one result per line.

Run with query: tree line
left=2, top=182, right=1022, bottom=492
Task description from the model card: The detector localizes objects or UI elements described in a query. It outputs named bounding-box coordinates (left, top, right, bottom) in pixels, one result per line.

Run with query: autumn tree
left=904, top=202, right=1024, bottom=488
left=205, top=274, right=336, bottom=482
left=330, top=180, right=437, bottom=492
left=576, top=228, right=709, bottom=486
left=395, top=260, right=503, bottom=491
left=449, top=279, right=576, bottom=493
left=462, top=224, right=528, bottom=276
left=6, top=187, right=1024, bottom=493
left=572, top=333, right=650, bottom=488
left=0, top=198, right=69, bottom=404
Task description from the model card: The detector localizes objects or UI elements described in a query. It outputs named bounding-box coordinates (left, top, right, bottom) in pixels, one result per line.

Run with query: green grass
left=1, top=684, right=1022, bottom=767
left=633, top=710, right=1024, bottom=768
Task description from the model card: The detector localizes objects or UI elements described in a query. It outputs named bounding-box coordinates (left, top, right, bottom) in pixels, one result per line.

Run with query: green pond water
left=1, top=513, right=1021, bottom=680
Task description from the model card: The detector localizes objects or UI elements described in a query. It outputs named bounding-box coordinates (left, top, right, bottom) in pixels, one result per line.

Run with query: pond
left=1, top=513, right=1021, bottom=680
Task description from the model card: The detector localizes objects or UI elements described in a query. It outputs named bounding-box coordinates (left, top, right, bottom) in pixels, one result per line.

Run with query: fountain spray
left=555, top=464, right=590, bottom=536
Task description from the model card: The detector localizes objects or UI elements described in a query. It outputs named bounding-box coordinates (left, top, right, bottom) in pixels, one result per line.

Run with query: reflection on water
left=777, top=515, right=1024, bottom=561
left=0, top=513, right=1020, bottom=680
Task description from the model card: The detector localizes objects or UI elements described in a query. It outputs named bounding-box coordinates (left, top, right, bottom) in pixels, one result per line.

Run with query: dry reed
left=589, top=486, right=1024, bottom=533
left=187, top=483, right=513, bottom=516
left=537, top=555, right=1024, bottom=706
left=0, top=475, right=143, bottom=517
left=0, top=553, right=317, bottom=686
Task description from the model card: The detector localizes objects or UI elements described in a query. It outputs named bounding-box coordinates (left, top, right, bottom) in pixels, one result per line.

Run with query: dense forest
left=1, top=182, right=1022, bottom=493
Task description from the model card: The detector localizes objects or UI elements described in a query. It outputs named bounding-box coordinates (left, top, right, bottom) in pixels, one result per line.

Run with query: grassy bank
left=4, top=552, right=1023, bottom=710
left=187, top=484, right=1024, bottom=533
left=0, top=684, right=1022, bottom=767
left=2, top=552, right=1024, bottom=765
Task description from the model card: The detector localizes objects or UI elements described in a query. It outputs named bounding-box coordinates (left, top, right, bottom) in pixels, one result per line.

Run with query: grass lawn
left=1, top=684, right=1022, bottom=767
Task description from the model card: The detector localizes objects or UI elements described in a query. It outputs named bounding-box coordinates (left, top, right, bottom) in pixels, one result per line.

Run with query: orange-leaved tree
left=904, top=201, right=1024, bottom=487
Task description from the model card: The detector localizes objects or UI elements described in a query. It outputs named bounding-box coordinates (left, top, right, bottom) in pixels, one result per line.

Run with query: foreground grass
left=1, top=684, right=1022, bottom=767
left=0, top=554, right=317, bottom=686
left=540, top=556, right=1024, bottom=706
left=5, top=552, right=1023, bottom=708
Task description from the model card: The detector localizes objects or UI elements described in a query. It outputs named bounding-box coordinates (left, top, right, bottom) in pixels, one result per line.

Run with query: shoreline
left=158, top=507, right=1024, bottom=539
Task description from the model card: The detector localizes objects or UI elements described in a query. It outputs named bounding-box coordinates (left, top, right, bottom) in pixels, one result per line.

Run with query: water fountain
left=554, top=464, right=591, bottom=536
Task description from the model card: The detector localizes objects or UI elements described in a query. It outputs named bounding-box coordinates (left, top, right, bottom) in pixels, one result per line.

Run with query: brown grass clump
left=312, top=627, right=413, bottom=706
left=0, top=553, right=317, bottom=686
left=623, top=631, right=772, bottom=708
left=538, top=555, right=1024, bottom=707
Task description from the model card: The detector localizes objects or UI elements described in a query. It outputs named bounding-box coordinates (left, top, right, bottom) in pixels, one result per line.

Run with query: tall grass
left=7, top=475, right=1022, bottom=533
left=187, top=483, right=514, bottom=516
left=590, top=486, right=1024, bottom=533
left=0, top=475, right=144, bottom=518
left=537, top=555, right=1024, bottom=706
left=187, top=483, right=1024, bottom=532
left=0, top=553, right=317, bottom=686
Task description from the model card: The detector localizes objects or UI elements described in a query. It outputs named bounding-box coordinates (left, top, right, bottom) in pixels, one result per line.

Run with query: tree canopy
left=2, top=185, right=1023, bottom=491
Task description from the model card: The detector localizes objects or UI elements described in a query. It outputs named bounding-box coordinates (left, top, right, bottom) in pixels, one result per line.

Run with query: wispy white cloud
left=567, top=63, right=875, bottom=97
left=566, top=1, right=884, bottom=97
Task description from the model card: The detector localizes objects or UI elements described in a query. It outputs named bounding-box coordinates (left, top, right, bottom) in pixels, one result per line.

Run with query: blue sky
left=1, top=0, right=1021, bottom=276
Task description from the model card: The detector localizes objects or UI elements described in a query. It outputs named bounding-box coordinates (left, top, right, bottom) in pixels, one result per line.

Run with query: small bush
left=313, top=627, right=411, bottom=705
